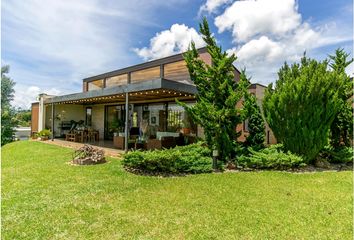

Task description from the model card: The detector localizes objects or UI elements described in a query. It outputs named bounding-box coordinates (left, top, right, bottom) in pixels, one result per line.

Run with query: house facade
left=31, top=47, right=276, bottom=151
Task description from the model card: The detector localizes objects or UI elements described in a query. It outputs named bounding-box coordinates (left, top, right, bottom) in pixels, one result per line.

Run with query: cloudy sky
left=2, top=0, right=353, bottom=109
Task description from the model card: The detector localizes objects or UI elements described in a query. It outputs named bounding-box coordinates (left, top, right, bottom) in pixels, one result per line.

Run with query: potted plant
left=181, top=115, right=191, bottom=135
left=38, top=129, right=52, bottom=141
left=111, top=119, right=124, bottom=137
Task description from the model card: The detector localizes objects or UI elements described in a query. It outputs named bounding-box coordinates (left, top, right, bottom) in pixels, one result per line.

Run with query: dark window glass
left=86, top=107, right=92, bottom=126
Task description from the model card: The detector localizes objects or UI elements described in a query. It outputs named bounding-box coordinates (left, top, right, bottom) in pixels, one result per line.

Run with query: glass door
left=104, top=105, right=125, bottom=140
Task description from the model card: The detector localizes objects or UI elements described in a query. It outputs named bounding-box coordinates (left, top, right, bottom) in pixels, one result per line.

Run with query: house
left=31, top=47, right=276, bottom=151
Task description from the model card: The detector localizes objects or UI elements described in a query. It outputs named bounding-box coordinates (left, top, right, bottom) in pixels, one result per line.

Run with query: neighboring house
left=31, top=47, right=276, bottom=151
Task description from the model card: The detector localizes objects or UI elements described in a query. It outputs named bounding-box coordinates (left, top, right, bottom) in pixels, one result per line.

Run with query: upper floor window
left=106, top=74, right=128, bottom=88
left=131, top=66, right=160, bottom=83
left=87, top=79, right=103, bottom=91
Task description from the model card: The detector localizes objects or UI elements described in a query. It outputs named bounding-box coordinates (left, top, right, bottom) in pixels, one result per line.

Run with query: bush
left=320, top=146, right=353, bottom=164
left=37, top=129, right=52, bottom=138
left=122, top=142, right=213, bottom=174
left=237, top=144, right=305, bottom=170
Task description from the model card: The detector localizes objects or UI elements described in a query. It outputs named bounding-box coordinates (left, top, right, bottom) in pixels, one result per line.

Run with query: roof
left=44, top=78, right=197, bottom=104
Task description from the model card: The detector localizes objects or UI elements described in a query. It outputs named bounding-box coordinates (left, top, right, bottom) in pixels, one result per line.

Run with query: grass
left=2, top=141, right=353, bottom=239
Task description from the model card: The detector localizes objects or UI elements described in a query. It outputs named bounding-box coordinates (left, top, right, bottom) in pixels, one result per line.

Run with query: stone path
left=37, top=139, right=124, bottom=158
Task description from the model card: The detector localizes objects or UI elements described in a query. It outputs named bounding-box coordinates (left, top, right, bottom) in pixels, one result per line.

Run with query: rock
left=71, top=145, right=106, bottom=165
left=226, top=161, right=236, bottom=170
left=314, top=158, right=330, bottom=169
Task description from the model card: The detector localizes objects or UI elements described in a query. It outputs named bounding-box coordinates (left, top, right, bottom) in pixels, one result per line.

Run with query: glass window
left=87, top=79, right=103, bottom=91
left=164, top=60, right=191, bottom=82
left=106, top=74, right=128, bottom=88
left=86, top=107, right=92, bottom=126
left=131, top=66, right=160, bottom=83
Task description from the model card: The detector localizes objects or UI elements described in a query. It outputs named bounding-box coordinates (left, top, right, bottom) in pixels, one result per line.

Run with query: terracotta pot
left=182, top=128, right=191, bottom=135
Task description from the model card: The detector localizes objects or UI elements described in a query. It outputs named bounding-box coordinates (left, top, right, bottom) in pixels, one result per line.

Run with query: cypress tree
left=243, top=88, right=265, bottom=150
left=263, top=55, right=344, bottom=163
left=178, top=18, right=248, bottom=162
left=328, top=49, right=353, bottom=148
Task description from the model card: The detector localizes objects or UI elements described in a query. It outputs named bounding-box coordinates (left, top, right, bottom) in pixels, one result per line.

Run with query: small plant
left=237, top=144, right=305, bottom=170
left=37, top=129, right=52, bottom=140
left=122, top=142, right=213, bottom=174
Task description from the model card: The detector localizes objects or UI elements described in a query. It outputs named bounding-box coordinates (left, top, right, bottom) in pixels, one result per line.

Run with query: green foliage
left=328, top=49, right=353, bottom=149
left=1, top=65, right=17, bottom=145
left=320, top=145, right=353, bottom=164
left=263, top=54, right=344, bottom=163
left=178, top=18, right=248, bottom=161
left=14, top=108, right=31, bottom=127
left=122, top=142, right=213, bottom=174
left=237, top=144, right=305, bottom=170
left=38, top=129, right=52, bottom=138
left=242, top=86, right=265, bottom=150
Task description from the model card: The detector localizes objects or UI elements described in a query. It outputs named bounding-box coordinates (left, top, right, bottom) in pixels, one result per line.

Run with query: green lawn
left=2, top=141, right=353, bottom=239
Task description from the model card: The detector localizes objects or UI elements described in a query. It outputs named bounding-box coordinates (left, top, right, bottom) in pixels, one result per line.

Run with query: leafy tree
left=263, top=55, right=344, bottom=163
left=1, top=65, right=17, bottom=145
left=15, top=108, right=32, bottom=127
left=178, top=18, right=248, bottom=162
left=242, top=88, right=265, bottom=150
left=328, top=49, right=353, bottom=148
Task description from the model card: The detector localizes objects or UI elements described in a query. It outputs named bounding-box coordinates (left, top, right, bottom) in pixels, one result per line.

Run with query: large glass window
left=164, top=60, right=191, bottom=82
left=131, top=66, right=160, bottom=83
left=87, top=79, right=103, bottom=91
left=105, top=74, right=128, bottom=88
left=104, top=105, right=126, bottom=140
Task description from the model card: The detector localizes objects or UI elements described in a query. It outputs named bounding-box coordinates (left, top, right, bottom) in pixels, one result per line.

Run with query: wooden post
left=51, top=102, right=55, bottom=141
left=124, top=92, right=129, bottom=153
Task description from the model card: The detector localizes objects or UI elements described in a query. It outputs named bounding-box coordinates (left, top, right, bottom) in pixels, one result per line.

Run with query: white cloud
left=13, top=85, right=62, bottom=110
left=213, top=0, right=353, bottom=83
left=199, top=0, right=232, bottom=14
left=3, top=0, right=187, bottom=108
left=215, top=0, right=301, bottom=42
left=134, top=24, right=205, bottom=61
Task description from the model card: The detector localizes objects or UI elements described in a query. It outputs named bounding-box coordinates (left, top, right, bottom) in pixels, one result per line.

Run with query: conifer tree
left=263, top=55, right=344, bottom=163
left=328, top=49, right=353, bottom=148
left=243, top=89, right=265, bottom=150
left=1, top=65, right=17, bottom=145
left=178, top=18, right=248, bottom=162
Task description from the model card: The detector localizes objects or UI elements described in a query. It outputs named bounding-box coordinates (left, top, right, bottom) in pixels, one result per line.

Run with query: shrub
left=263, top=54, right=346, bottom=163
left=237, top=144, right=305, bottom=170
left=320, top=145, right=353, bottom=164
left=122, top=142, right=213, bottom=174
left=38, top=129, right=52, bottom=138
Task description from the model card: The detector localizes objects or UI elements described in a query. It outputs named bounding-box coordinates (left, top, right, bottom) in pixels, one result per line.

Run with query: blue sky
left=2, top=0, right=353, bottom=109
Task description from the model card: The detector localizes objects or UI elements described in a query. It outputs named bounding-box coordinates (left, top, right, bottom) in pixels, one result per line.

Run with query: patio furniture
left=65, top=132, right=77, bottom=142
left=146, top=136, right=176, bottom=150
left=113, top=136, right=125, bottom=149
left=86, top=130, right=99, bottom=142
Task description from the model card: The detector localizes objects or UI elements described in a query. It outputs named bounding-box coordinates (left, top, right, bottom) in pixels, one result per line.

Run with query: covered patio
left=44, top=78, right=199, bottom=152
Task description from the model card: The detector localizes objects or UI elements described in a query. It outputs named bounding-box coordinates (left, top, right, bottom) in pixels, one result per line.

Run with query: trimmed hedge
left=237, top=144, right=306, bottom=170
left=122, top=142, right=213, bottom=174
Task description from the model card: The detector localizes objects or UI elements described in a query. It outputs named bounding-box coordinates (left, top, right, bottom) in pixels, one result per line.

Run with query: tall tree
left=263, top=55, right=344, bottom=163
left=178, top=18, right=248, bottom=162
left=242, top=87, right=265, bottom=150
left=1, top=65, right=17, bottom=145
left=328, top=49, right=353, bottom=148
